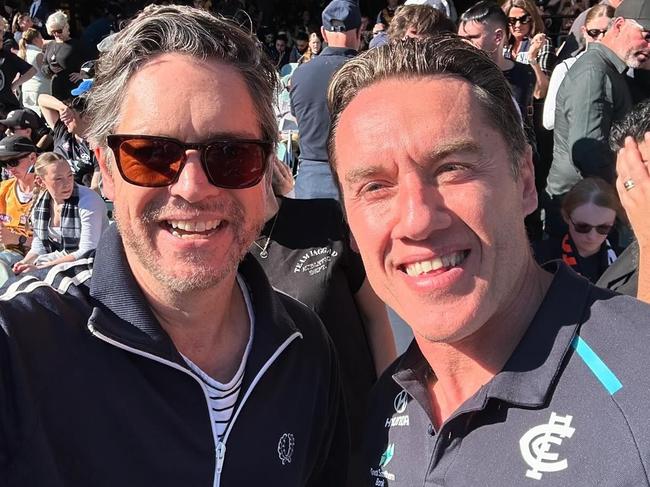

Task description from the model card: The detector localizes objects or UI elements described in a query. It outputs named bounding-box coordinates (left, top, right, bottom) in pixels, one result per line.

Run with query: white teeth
left=166, top=219, right=222, bottom=235
left=403, top=251, right=466, bottom=277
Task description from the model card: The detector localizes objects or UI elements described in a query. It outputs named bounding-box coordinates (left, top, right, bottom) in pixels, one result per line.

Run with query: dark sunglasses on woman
left=569, top=217, right=613, bottom=235
left=508, top=14, right=531, bottom=26
left=586, top=28, right=608, bottom=38
left=106, top=134, right=273, bottom=189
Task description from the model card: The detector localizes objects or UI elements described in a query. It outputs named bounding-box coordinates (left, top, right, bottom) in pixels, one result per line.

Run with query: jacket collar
left=88, top=224, right=299, bottom=365
left=319, top=46, right=357, bottom=58
left=589, top=42, right=629, bottom=74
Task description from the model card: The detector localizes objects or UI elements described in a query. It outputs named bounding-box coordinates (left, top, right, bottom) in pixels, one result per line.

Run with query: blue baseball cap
left=71, top=79, right=94, bottom=97
left=322, top=0, right=361, bottom=32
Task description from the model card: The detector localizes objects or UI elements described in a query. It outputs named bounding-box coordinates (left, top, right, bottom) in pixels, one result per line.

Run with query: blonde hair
left=18, top=28, right=40, bottom=60
left=46, top=10, right=68, bottom=35
left=33, top=152, right=69, bottom=199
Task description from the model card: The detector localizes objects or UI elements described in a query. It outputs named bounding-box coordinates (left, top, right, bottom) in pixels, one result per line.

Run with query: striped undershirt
left=182, top=275, right=254, bottom=444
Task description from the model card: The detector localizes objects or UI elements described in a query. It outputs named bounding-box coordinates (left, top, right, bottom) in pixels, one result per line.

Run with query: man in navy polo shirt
left=328, top=35, right=650, bottom=486
left=290, top=0, right=361, bottom=200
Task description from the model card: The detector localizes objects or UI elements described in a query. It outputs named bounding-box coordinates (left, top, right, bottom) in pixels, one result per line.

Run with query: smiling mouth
left=401, top=250, right=470, bottom=277
left=162, top=218, right=223, bottom=239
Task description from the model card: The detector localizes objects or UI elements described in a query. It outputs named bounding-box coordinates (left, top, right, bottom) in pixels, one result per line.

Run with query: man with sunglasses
left=0, top=135, right=38, bottom=270
left=546, top=0, right=650, bottom=238
left=0, top=5, right=348, bottom=487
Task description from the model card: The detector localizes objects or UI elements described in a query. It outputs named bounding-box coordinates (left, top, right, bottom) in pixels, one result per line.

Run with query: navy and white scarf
left=31, top=184, right=82, bottom=253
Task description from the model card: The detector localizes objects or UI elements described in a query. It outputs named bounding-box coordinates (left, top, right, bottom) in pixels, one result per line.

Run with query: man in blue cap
left=290, top=0, right=361, bottom=200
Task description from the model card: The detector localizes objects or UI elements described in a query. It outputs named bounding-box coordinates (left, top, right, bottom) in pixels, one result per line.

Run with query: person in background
left=543, top=5, right=615, bottom=130
left=369, top=20, right=389, bottom=47
left=42, top=10, right=87, bottom=101
left=0, top=16, right=17, bottom=51
left=28, top=0, right=51, bottom=30
left=252, top=158, right=396, bottom=485
left=289, top=30, right=309, bottom=63
left=377, top=0, right=402, bottom=25
left=298, top=31, right=321, bottom=64
left=38, top=88, right=97, bottom=186
left=597, top=99, right=650, bottom=302
left=0, top=108, right=52, bottom=150
left=405, top=0, right=458, bottom=23
left=0, top=135, right=37, bottom=269
left=534, top=177, right=622, bottom=283
left=18, top=27, right=50, bottom=116
left=290, top=0, right=361, bottom=200
left=11, top=11, right=32, bottom=43
left=546, top=0, right=650, bottom=238
left=503, top=0, right=554, bottom=100
left=0, top=41, right=35, bottom=113
left=272, top=32, right=291, bottom=69
left=13, top=152, right=107, bottom=274
left=387, top=3, right=455, bottom=41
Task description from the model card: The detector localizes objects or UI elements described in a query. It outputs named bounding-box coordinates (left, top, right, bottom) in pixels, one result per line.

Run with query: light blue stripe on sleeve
left=571, top=336, right=622, bottom=395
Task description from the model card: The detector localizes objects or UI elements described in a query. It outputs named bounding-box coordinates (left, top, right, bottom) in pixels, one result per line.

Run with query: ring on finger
left=624, top=178, right=636, bottom=191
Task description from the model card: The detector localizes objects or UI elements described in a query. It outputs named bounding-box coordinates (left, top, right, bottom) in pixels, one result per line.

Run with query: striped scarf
left=561, top=234, right=617, bottom=274
left=31, top=184, right=82, bottom=253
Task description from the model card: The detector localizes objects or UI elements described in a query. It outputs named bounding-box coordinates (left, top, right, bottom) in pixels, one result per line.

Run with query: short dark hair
left=276, top=33, right=288, bottom=42
left=294, top=30, right=309, bottom=41
left=328, top=34, right=527, bottom=177
left=609, top=99, right=650, bottom=152
left=460, top=1, right=509, bottom=32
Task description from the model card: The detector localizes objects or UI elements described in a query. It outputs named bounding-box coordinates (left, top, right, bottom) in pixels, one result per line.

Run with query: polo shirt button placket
left=427, top=424, right=435, bottom=436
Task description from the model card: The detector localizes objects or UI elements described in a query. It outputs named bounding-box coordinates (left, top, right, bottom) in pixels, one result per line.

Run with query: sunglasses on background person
left=508, top=14, right=531, bottom=26
left=569, top=217, right=613, bottom=235
left=586, top=28, right=608, bottom=39
left=106, top=134, right=273, bottom=189
left=50, top=29, right=63, bottom=35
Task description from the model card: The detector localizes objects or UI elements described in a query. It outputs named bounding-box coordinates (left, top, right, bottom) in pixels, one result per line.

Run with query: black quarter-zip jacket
left=0, top=224, right=349, bottom=487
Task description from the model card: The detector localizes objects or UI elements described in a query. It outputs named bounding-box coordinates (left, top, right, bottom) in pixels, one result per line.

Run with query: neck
left=132, top=263, right=250, bottom=382
left=16, top=174, right=35, bottom=193
left=417, top=257, right=553, bottom=427
left=495, top=53, right=513, bottom=70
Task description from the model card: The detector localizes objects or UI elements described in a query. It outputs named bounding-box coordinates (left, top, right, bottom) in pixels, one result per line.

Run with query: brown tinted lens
left=118, top=138, right=185, bottom=187
left=204, top=142, right=267, bottom=189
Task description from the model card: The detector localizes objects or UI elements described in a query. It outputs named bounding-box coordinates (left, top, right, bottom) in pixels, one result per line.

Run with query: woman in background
left=18, top=27, right=49, bottom=115
left=13, top=152, right=108, bottom=274
left=298, top=32, right=321, bottom=64
left=534, top=177, right=622, bottom=283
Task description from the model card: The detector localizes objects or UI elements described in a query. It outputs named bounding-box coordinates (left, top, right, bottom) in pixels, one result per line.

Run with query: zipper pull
left=216, top=442, right=226, bottom=474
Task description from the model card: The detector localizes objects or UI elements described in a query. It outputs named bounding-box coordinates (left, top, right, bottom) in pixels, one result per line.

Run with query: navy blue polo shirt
left=359, top=264, right=650, bottom=486
left=289, top=47, right=357, bottom=163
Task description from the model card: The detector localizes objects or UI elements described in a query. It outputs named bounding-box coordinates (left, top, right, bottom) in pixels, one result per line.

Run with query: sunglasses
left=569, top=217, right=613, bottom=235
left=2, top=158, right=23, bottom=168
left=106, top=134, right=272, bottom=189
left=508, top=14, right=531, bottom=26
left=50, top=29, right=63, bottom=34
left=586, top=28, right=607, bottom=38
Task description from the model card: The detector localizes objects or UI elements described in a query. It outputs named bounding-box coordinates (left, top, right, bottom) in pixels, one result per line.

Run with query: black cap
left=0, top=135, right=38, bottom=161
left=616, top=0, right=650, bottom=30
left=322, top=0, right=362, bottom=32
left=0, top=109, right=41, bottom=129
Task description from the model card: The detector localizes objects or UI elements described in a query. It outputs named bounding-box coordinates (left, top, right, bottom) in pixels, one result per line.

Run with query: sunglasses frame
left=568, top=216, right=613, bottom=236
left=586, top=28, right=607, bottom=38
left=50, top=28, right=63, bottom=35
left=508, top=14, right=531, bottom=26
left=106, top=134, right=273, bottom=190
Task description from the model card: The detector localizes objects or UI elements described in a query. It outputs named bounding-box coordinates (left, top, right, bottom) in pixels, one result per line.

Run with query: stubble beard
left=115, top=197, right=263, bottom=296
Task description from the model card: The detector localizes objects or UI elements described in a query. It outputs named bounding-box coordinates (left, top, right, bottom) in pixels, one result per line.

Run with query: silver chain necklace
left=252, top=213, right=279, bottom=259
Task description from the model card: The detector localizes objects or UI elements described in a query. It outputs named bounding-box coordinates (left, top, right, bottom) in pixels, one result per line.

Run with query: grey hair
left=46, top=10, right=68, bottom=33
left=327, top=34, right=528, bottom=178
left=86, top=4, right=278, bottom=153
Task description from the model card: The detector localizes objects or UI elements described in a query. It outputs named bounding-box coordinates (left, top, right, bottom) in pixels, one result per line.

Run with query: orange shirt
left=0, top=178, right=33, bottom=238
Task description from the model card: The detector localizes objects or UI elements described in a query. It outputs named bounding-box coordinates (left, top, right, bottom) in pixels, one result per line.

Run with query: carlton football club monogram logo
left=519, top=412, right=575, bottom=480
left=277, top=433, right=295, bottom=466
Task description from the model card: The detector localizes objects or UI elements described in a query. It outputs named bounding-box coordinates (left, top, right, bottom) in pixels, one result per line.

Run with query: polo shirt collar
left=392, top=264, right=593, bottom=416
left=589, top=42, right=628, bottom=74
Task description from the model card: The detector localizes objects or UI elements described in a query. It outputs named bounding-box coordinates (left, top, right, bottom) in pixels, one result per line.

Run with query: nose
left=392, top=173, right=452, bottom=242
left=169, top=150, right=217, bottom=203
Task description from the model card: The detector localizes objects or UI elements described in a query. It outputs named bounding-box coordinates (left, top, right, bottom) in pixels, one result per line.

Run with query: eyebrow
left=344, top=139, right=483, bottom=185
